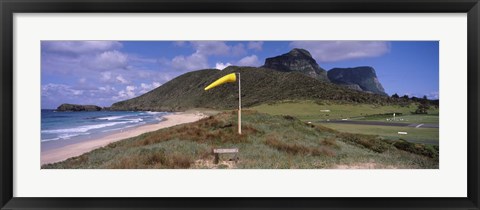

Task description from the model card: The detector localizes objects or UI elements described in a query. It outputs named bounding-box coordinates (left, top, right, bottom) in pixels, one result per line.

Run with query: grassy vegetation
left=386, top=139, right=439, bottom=159
left=251, top=100, right=439, bottom=145
left=250, top=100, right=418, bottom=121
left=317, top=123, right=439, bottom=145
left=42, top=111, right=438, bottom=169
left=351, top=113, right=439, bottom=124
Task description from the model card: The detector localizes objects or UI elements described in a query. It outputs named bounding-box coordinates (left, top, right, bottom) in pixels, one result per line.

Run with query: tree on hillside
left=415, top=100, right=430, bottom=114
left=392, top=93, right=399, bottom=98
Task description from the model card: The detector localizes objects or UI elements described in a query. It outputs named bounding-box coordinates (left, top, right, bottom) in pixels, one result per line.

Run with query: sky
left=41, top=41, right=439, bottom=109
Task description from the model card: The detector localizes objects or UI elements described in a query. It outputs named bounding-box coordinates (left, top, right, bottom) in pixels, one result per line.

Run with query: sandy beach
left=41, top=112, right=207, bottom=165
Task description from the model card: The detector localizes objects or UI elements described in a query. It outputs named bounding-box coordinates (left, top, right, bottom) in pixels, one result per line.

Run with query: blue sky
left=41, top=41, right=439, bottom=109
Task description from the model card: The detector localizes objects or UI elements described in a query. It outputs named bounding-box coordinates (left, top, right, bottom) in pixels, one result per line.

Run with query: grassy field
left=42, top=111, right=438, bottom=169
left=251, top=100, right=439, bottom=145
left=317, top=123, right=439, bottom=145
left=250, top=100, right=420, bottom=121
left=351, top=114, right=439, bottom=124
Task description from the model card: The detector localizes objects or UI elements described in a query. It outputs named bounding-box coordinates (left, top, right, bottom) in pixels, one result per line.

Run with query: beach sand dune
left=41, top=112, right=206, bottom=165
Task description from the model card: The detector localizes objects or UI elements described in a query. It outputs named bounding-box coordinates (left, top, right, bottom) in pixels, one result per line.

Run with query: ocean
left=41, top=110, right=170, bottom=149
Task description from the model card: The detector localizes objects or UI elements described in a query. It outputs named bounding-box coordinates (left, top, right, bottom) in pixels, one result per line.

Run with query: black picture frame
left=1, top=0, right=479, bottom=209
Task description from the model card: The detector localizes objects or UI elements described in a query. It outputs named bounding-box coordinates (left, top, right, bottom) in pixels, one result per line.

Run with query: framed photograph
left=1, top=0, right=479, bottom=209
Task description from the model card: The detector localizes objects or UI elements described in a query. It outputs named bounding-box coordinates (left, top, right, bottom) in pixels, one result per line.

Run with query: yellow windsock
left=204, top=73, right=237, bottom=91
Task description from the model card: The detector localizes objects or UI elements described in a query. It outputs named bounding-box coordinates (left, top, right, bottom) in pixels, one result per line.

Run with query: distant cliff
left=262, top=48, right=329, bottom=82
left=262, top=49, right=388, bottom=96
left=56, top=103, right=103, bottom=111
left=328, top=66, right=387, bottom=96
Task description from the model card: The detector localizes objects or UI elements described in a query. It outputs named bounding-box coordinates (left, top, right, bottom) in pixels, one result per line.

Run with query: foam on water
left=41, top=132, right=91, bottom=142
left=42, top=121, right=130, bottom=134
left=97, top=115, right=127, bottom=120
left=41, top=110, right=169, bottom=143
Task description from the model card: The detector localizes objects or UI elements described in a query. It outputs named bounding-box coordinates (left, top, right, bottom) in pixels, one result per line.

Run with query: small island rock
left=56, top=103, right=103, bottom=112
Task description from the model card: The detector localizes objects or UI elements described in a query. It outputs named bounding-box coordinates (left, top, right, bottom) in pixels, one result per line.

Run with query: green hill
left=42, top=111, right=438, bottom=169
left=110, top=66, right=396, bottom=112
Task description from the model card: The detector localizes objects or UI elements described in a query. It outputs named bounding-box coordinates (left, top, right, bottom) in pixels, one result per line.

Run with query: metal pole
left=238, top=73, right=241, bottom=135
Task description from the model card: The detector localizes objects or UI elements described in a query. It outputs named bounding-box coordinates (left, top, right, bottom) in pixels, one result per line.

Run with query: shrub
left=283, top=115, right=296, bottom=121
left=321, top=137, right=338, bottom=148
left=388, top=139, right=439, bottom=158
left=313, top=124, right=338, bottom=133
left=169, top=154, right=192, bottom=168
left=265, top=135, right=335, bottom=157
left=337, top=133, right=390, bottom=153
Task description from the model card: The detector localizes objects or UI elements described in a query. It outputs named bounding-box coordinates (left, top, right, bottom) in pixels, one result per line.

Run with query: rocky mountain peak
left=262, top=48, right=329, bottom=82
left=288, top=48, right=313, bottom=57
left=327, top=66, right=387, bottom=96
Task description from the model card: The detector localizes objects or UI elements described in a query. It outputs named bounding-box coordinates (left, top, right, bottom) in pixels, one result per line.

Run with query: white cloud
left=231, top=43, right=247, bottom=56
left=140, top=82, right=161, bottom=90
left=289, top=41, right=390, bottom=62
left=116, top=75, right=129, bottom=84
left=237, top=55, right=260, bottom=67
left=247, top=41, right=263, bottom=51
left=129, top=56, right=158, bottom=64
left=41, top=83, right=126, bottom=108
left=139, top=82, right=162, bottom=94
left=428, top=91, right=439, bottom=99
left=185, top=41, right=247, bottom=57
left=101, top=72, right=112, bottom=81
left=98, top=85, right=116, bottom=92
left=42, top=41, right=122, bottom=54
left=42, top=83, right=84, bottom=97
left=173, top=41, right=187, bottom=47
left=114, top=85, right=137, bottom=100
left=89, top=50, right=129, bottom=70
left=78, top=77, right=86, bottom=84
left=191, top=41, right=230, bottom=56
left=126, top=85, right=136, bottom=92
left=72, top=90, right=83, bottom=95
left=113, top=82, right=162, bottom=100
left=171, top=52, right=209, bottom=71
left=215, top=62, right=232, bottom=70
left=164, top=41, right=253, bottom=72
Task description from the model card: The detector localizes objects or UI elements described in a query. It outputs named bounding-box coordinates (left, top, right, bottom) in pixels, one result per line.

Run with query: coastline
left=41, top=112, right=207, bottom=165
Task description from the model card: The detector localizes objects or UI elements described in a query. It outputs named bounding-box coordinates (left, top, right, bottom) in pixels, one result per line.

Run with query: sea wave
left=41, top=117, right=146, bottom=134
left=41, top=137, right=60, bottom=142
left=41, top=111, right=169, bottom=143
left=146, top=111, right=162, bottom=115
left=97, top=115, right=127, bottom=120
left=128, top=118, right=144, bottom=123
left=41, top=132, right=91, bottom=142
left=42, top=121, right=130, bottom=134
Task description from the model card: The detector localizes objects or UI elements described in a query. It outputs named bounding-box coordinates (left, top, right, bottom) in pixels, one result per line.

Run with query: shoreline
left=41, top=112, right=207, bottom=165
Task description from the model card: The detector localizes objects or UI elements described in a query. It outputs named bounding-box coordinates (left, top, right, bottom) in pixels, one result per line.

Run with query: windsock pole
left=238, top=73, right=242, bottom=135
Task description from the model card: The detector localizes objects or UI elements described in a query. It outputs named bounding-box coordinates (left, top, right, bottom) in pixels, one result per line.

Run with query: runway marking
left=415, top=124, right=424, bottom=128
